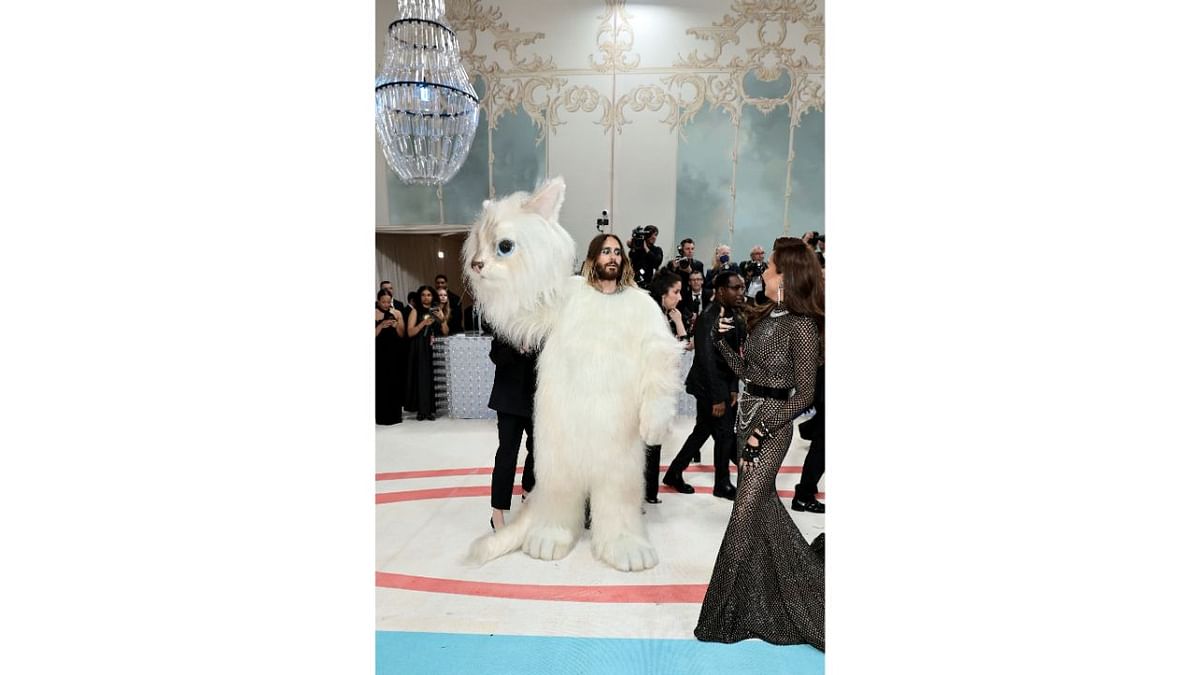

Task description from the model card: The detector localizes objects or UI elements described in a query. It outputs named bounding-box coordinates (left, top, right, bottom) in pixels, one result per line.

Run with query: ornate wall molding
left=590, top=0, right=641, bottom=73
left=443, top=0, right=824, bottom=137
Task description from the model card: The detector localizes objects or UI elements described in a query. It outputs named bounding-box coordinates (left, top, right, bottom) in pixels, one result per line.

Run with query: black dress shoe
left=712, top=483, right=737, bottom=500
left=663, top=474, right=695, bottom=494
left=644, top=496, right=661, bottom=504
left=791, top=497, right=826, bottom=513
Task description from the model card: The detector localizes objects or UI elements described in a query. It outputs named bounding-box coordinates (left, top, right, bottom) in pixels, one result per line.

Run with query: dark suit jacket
left=682, top=288, right=713, bottom=316
left=680, top=288, right=713, bottom=335
left=488, top=337, right=537, bottom=418
left=685, top=302, right=742, bottom=402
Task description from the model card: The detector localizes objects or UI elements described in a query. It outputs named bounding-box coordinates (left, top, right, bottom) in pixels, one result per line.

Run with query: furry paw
left=522, top=525, right=576, bottom=561
left=594, top=533, right=659, bottom=572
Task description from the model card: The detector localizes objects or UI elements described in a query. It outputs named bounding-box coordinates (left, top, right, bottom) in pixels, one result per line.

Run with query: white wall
left=376, top=0, right=825, bottom=264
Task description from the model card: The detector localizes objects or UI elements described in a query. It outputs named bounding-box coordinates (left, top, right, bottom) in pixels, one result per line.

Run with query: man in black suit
left=487, top=335, right=537, bottom=529
left=662, top=270, right=746, bottom=500
left=679, top=270, right=711, bottom=340
left=682, top=270, right=711, bottom=315
left=792, top=363, right=825, bottom=513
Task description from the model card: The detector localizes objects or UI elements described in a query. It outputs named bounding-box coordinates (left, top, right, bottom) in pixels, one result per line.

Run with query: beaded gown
left=694, top=308, right=825, bottom=650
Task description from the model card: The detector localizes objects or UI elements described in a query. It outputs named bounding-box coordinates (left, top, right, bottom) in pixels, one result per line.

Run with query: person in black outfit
left=436, top=287, right=463, bottom=334
left=666, top=238, right=705, bottom=282
left=405, top=285, right=448, bottom=420
left=627, top=225, right=663, bottom=290
left=375, top=289, right=407, bottom=425
left=644, top=270, right=690, bottom=503
left=663, top=270, right=745, bottom=500
left=433, top=274, right=461, bottom=306
left=680, top=269, right=711, bottom=334
left=791, top=363, right=825, bottom=513
left=380, top=281, right=406, bottom=311
left=704, top=244, right=737, bottom=291
left=487, top=336, right=538, bottom=530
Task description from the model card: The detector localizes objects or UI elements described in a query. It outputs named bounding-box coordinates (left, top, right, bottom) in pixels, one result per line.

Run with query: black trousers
left=644, top=445, right=662, bottom=501
left=491, top=412, right=536, bottom=510
left=795, top=432, right=824, bottom=500
left=668, top=396, right=737, bottom=485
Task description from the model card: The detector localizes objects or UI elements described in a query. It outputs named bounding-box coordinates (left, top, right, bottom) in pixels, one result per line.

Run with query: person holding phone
left=375, top=289, right=407, bottom=425
left=405, top=285, right=447, bottom=420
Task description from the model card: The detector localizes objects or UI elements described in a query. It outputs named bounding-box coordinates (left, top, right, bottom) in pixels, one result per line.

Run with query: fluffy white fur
left=462, top=177, right=683, bottom=572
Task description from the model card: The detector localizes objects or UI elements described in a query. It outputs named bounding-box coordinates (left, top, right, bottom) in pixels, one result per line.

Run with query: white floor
left=376, top=415, right=824, bottom=640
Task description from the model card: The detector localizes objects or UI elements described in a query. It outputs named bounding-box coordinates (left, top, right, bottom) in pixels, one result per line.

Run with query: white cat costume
left=463, top=177, right=683, bottom=572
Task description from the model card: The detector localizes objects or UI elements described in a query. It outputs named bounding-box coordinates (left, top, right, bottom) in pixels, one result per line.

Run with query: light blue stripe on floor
left=377, top=630, right=823, bottom=675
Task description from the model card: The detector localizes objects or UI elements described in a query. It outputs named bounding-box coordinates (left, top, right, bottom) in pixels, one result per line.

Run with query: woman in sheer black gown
left=375, top=290, right=407, bottom=425
left=405, top=285, right=448, bottom=421
left=695, top=238, right=826, bottom=650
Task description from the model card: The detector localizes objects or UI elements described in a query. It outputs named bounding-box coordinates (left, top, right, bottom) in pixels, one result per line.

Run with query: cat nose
left=471, top=259, right=485, bottom=271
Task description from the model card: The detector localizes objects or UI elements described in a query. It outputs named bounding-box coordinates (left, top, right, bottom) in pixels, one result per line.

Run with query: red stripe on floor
left=376, top=486, right=822, bottom=504
left=376, top=465, right=802, bottom=481
left=375, top=571, right=707, bottom=603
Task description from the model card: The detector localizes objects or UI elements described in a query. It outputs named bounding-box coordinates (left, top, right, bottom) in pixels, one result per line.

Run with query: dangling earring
left=777, top=283, right=784, bottom=304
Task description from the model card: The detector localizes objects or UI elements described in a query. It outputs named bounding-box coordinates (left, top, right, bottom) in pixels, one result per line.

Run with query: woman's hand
left=740, top=433, right=761, bottom=474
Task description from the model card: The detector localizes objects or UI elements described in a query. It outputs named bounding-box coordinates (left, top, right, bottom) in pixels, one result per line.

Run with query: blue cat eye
left=496, top=239, right=516, bottom=257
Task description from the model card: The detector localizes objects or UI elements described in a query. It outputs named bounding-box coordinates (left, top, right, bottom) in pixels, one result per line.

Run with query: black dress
left=694, top=309, right=825, bottom=650
left=375, top=308, right=407, bottom=425
left=405, top=306, right=437, bottom=420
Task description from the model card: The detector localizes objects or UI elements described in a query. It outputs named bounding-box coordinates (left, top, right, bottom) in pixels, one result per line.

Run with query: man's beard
left=597, top=262, right=620, bottom=281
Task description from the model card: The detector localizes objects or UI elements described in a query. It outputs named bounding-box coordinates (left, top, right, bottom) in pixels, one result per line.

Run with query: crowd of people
left=374, top=273, right=471, bottom=424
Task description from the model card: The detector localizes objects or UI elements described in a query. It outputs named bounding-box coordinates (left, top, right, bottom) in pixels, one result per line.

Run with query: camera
left=673, top=256, right=693, bottom=273
left=744, top=260, right=767, bottom=278
left=631, top=225, right=654, bottom=248
left=596, top=209, right=610, bottom=232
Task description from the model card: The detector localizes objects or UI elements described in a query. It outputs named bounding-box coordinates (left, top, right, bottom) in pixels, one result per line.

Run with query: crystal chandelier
left=376, top=0, right=480, bottom=186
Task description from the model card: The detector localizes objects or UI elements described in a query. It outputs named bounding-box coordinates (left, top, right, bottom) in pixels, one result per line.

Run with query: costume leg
left=590, top=443, right=659, bottom=572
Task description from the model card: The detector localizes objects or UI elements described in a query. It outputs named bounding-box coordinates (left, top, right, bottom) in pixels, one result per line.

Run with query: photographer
left=667, top=238, right=705, bottom=281
left=627, top=225, right=663, bottom=290
left=739, top=245, right=768, bottom=299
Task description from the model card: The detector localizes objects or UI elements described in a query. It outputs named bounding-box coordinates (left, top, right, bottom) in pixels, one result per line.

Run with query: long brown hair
left=580, top=234, right=636, bottom=290
left=744, top=237, right=825, bottom=334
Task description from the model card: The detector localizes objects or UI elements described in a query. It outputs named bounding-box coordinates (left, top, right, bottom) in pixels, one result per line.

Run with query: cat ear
left=523, top=176, right=566, bottom=223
